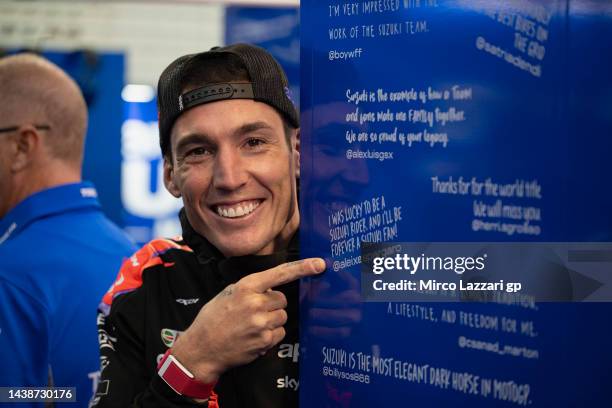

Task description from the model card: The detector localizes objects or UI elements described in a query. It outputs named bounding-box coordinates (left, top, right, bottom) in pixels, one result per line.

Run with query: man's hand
left=171, top=258, right=326, bottom=383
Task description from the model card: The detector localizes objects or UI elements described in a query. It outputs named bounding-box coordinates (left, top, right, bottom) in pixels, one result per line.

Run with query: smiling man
left=167, top=94, right=299, bottom=258
left=92, top=44, right=325, bottom=408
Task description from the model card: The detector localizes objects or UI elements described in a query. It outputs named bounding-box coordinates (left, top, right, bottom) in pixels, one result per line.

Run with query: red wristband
left=157, top=349, right=217, bottom=399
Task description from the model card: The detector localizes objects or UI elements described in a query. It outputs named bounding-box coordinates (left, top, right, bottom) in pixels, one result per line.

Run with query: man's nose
left=212, top=148, right=248, bottom=191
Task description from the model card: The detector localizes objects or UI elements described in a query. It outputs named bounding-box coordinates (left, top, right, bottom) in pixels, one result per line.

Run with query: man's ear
left=11, top=126, right=41, bottom=172
left=163, top=156, right=181, bottom=198
left=292, top=128, right=300, bottom=178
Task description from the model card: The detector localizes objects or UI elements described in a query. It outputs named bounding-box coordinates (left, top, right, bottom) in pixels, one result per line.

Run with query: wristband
left=157, top=349, right=217, bottom=399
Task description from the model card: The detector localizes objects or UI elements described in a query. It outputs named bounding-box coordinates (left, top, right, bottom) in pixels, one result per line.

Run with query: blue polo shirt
left=0, top=182, right=136, bottom=407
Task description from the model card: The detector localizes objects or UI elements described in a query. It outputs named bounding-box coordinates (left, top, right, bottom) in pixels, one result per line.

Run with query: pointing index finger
left=245, top=258, right=326, bottom=293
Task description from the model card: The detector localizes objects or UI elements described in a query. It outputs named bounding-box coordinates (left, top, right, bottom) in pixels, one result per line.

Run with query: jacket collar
left=179, top=209, right=299, bottom=282
left=179, top=209, right=224, bottom=263
left=0, top=182, right=100, bottom=246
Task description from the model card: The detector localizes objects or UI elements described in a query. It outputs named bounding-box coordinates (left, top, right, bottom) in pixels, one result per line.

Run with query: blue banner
left=299, top=1, right=612, bottom=406
left=121, top=96, right=182, bottom=245
left=225, top=6, right=300, bottom=107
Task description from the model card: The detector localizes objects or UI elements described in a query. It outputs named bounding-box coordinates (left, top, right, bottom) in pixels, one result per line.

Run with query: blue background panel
left=299, top=1, right=612, bottom=406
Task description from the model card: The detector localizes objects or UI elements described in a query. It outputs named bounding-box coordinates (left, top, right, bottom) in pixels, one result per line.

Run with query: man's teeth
left=216, top=201, right=260, bottom=218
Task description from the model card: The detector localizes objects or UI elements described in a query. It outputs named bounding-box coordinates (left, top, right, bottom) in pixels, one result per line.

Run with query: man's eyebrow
left=233, top=121, right=275, bottom=137
left=174, top=121, right=275, bottom=153
left=175, top=133, right=212, bottom=154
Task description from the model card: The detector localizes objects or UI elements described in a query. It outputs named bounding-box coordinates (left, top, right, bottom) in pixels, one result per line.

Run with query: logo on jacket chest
left=277, top=342, right=299, bottom=363
left=161, top=328, right=184, bottom=348
left=176, top=298, right=199, bottom=306
left=277, top=376, right=299, bottom=391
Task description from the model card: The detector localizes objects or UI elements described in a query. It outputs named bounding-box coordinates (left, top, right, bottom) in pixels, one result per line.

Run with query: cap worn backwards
left=157, top=43, right=299, bottom=156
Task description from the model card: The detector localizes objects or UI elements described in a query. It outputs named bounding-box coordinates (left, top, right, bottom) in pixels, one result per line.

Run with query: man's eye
left=246, top=138, right=265, bottom=148
left=187, top=147, right=208, bottom=156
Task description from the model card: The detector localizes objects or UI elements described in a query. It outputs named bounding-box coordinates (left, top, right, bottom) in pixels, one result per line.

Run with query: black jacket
left=92, top=211, right=300, bottom=407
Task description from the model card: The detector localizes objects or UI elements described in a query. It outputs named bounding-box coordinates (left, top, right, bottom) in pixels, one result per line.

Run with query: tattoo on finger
left=221, top=284, right=234, bottom=296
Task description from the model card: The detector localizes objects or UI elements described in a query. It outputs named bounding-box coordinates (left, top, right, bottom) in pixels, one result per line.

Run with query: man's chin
left=214, top=238, right=269, bottom=258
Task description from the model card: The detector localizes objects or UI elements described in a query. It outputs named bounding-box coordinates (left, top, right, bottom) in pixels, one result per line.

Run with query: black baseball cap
left=157, top=43, right=299, bottom=156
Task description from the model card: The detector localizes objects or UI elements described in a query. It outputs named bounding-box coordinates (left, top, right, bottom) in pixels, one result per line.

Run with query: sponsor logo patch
left=277, top=376, right=299, bottom=390
left=176, top=298, right=199, bottom=306
left=161, top=328, right=183, bottom=348
left=278, top=342, right=299, bottom=363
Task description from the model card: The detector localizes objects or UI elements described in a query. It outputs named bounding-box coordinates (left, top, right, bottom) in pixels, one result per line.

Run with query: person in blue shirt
left=0, top=53, right=136, bottom=406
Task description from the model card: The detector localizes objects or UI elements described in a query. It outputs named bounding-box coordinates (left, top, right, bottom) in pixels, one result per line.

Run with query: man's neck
left=2, top=161, right=81, bottom=218
left=255, top=212, right=300, bottom=257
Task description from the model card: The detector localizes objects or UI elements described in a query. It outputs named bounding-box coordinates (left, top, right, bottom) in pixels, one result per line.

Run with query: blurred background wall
left=0, top=0, right=299, bottom=245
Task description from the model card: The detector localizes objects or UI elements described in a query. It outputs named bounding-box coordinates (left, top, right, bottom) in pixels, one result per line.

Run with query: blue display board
left=121, top=97, right=182, bottom=245
left=299, top=1, right=612, bottom=406
left=225, top=6, right=300, bottom=107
